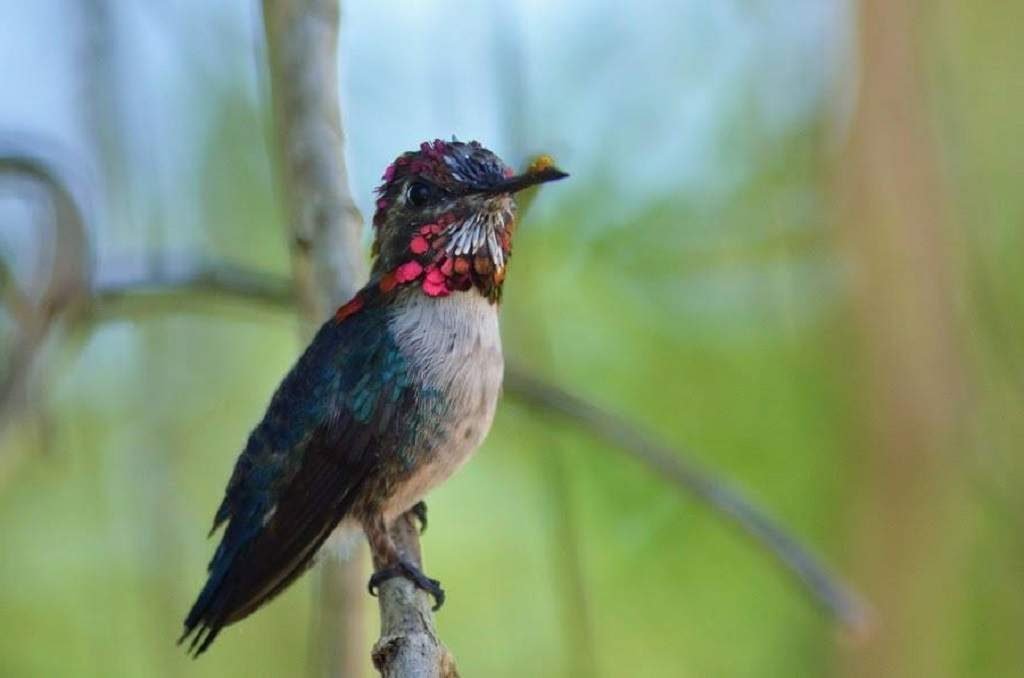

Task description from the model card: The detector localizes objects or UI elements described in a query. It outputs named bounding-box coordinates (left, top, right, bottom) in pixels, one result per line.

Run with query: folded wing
left=181, top=301, right=414, bottom=656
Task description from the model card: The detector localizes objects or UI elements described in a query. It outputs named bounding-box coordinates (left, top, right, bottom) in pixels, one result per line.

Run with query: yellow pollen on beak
left=527, top=154, right=557, bottom=175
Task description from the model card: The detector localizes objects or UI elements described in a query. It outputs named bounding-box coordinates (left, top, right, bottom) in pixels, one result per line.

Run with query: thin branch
left=90, top=256, right=292, bottom=318
left=0, top=151, right=90, bottom=428
left=503, top=368, right=873, bottom=636
left=371, top=514, right=459, bottom=678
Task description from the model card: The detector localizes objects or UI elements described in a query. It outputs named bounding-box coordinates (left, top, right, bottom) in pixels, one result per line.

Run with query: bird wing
left=181, top=297, right=414, bottom=656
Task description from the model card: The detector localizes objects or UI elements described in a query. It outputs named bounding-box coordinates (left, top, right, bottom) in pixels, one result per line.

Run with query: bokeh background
left=1, top=1, right=1021, bottom=676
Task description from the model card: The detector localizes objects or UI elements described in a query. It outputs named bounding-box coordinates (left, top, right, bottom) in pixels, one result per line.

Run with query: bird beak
left=475, top=166, right=569, bottom=196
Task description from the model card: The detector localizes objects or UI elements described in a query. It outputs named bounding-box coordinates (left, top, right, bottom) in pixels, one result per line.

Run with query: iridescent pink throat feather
left=383, top=204, right=514, bottom=302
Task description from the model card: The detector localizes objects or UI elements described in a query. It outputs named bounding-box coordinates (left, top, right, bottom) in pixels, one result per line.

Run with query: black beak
left=475, top=166, right=569, bottom=196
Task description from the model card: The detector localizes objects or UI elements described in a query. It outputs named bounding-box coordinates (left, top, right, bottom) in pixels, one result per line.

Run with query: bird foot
left=409, top=501, right=428, bottom=534
left=368, top=559, right=445, bottom=611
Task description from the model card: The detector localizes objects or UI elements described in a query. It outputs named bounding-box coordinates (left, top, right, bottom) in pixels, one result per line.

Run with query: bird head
left=370, top=139, right=567, bottom=302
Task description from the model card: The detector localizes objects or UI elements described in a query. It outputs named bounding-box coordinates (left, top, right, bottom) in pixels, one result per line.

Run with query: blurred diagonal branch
left=504, top=369, right=872, bottom=634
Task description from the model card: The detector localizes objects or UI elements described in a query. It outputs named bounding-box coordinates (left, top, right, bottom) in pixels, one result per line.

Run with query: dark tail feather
left=180, top=438, right=376, bottom=657
left=178, top=616, right=223, bottom=658
left=178, top=534, right=327, bottom=658
left=180, top=485, right=368, bottom=656
left=178, top=563, right=234, bottom=658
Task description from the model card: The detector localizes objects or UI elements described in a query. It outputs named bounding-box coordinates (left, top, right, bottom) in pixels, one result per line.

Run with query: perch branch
left=371, top=514, right=459, bottom=678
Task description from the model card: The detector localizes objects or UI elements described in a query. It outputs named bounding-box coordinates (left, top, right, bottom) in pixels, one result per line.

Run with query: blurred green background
left=1, top=1, right=1022, bottom=676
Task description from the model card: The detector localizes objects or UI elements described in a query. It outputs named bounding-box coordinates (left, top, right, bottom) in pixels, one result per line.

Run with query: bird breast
left=382, top=290, right=504, bottom=520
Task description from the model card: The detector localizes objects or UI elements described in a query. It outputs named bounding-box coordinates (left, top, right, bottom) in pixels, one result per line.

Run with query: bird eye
left=406, top=181, right=434, bottom=208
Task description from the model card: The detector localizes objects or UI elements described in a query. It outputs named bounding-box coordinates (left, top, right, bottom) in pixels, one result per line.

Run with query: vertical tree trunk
left=834, top=1, right=968, bottom=676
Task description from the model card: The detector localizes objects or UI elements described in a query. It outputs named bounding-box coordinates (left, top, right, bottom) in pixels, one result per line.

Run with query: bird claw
left=409, top=501, right=428, bottom=534
left=368, top=559, right=446, bottom=611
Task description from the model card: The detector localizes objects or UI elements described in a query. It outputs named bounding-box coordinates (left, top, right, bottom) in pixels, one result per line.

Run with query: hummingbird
left=180, top=139, right=567, bottom=655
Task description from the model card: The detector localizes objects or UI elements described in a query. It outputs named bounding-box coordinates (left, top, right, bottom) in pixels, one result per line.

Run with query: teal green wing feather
left=181, top=298, right=414, bottom=655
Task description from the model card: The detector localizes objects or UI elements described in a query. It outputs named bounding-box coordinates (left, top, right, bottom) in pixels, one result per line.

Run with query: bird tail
left=179, top=485, right=367, bottom=656
left=178, top=535, right=327, bottom=657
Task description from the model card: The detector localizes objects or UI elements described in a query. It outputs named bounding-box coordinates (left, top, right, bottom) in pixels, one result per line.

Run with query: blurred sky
left=0, top=0, right=851, bottom=264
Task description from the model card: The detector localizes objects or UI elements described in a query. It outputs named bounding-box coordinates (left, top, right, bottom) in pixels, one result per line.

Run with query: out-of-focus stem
left=833, top=1, right=968, bottom=676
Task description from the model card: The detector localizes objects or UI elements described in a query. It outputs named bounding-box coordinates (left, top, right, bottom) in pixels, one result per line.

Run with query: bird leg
left=410, top=500, right=428, bottom=533
left=364, top=512, right=445, bottom=610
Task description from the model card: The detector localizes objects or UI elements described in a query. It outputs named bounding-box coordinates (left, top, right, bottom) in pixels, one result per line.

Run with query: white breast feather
left=382, top=292, right=504, bottom=520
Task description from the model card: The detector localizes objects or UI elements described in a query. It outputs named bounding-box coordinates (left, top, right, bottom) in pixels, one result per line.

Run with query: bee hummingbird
left=180, top=139, right=567, bottom=655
